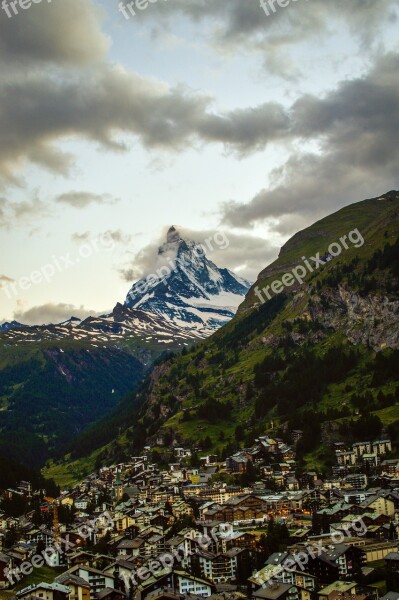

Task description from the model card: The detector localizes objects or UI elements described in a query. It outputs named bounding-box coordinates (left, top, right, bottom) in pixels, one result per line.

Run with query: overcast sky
left=1, top=0, right=399, bottom=324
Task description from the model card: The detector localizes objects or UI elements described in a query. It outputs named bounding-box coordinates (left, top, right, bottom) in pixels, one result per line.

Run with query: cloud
left=0, top=0, right=109, bottom=67
left=72, top=229, right=132, bottom=244
left=179, top=227, right=276, bottom=281
left=0, top=0, right=397, bottom=185
left=71, top=232, right=91, bottom=243
left=118, top=239, right=161, bottom=283
left=197, top=103, right=290, bottom=154
left=1, top=0, right=396, bottom=184
left=221, top=51, right=399, bottom=231
left=56, top=191, right=119, bottom=209
left=0, top=63, right=296, bottom=182
left=13, top=303, right=99, bottom=326
left=0, top=195, right=49, bottom=228
left=0, top=274, right=14, bottom=288
left=102, top=230, right=133, bottom=244
left=117, top=226, right=275, bottom=283
left=118, top=0, right=399, bottom=62
left=118, top=267, right=137, bottom=283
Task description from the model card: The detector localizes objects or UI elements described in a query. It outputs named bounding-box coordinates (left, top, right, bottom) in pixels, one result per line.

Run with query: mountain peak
left=124, top=228, right=252, bottom=335
left=166, top=226, right=182, bottom=244
left=0, top=320, right=24, bottom=333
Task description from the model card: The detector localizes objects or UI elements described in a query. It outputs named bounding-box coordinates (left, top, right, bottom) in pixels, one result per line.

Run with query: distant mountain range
left=1, top=227, right=251, bottom=357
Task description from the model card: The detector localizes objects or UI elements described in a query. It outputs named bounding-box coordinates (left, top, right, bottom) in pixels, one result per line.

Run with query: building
left=191, top=548, right=248, bottom=583
left=134, top=570, right=215, bottom=599
left=345, top=474, right=368, bottom=489
left=252, top=582, right=312, bottom=600
left=114, top=471, right=124, bottom=504
left=336, top=452, right=356, bottom=466
left=372, top=440, right=392, bottom=456
left=226, top=454, right=252, bottom=473
left=55, top=573, right=91, bottom=600
left=16, top=582, right=70, bottom=600
left=306, top=544, right=365, bottom=583
left=67, top=566, right=115, bottom=600
left=385, top=552, right=399, bottom=592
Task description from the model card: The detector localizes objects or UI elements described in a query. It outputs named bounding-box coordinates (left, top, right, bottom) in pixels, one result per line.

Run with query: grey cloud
left=121, top=0, right=398, bottom=83
left=197, top=103, right=291, bottom=154
left=0, top=195, right=49, bottom=228
left=117, top=226, right=275, bottom=283
left=0, top=65, right=293, bottom=182
left=222, top=51, right=399, bottom=230
left=71, top=232, right=91, bottom=243
left=118, top=267, right=138, bottom=283
left=72, top=229, right=132, bottom=244
left=13, top=303, right=100, bottom=326
left=56, top=191, right=119, bottom=209
left=118, top=240, right=161, bottom=283
left=1, top=0, right=397, bottom=186
left=119, top=0, right=398, bottom=57
left=0, top=0, right=109, bottom=66
left=103, top=230, right=133, bottom=244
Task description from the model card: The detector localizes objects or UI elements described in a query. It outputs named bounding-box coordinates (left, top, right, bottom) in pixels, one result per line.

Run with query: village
left=0, top=434, right=398, bottom=600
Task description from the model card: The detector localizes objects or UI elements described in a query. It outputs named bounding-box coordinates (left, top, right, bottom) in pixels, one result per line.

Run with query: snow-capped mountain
left=0, top=227, right=251, bottom=361
left=124, top=226, right=251, bottom=336
left=0, top=320, right=24, bottom=332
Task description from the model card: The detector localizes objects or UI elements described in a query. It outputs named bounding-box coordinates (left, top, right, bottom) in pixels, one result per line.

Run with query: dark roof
left=385, top=552, right=399, bottom=561
left=253, top=583, right=292, bottom=599
left=381, top=594, right=399, bottom=600
left=55, top=573, right=91, bottom=588
left=96, top=588, right=125, bottom=600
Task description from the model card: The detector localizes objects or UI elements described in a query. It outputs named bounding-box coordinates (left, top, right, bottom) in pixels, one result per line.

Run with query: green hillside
left=0, top=340, right=144, bottom=469
left=243, top=190, right=399, bottom=309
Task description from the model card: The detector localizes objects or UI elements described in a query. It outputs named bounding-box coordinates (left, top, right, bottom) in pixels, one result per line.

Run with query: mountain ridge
left=1, top=227, right=251, bottom=360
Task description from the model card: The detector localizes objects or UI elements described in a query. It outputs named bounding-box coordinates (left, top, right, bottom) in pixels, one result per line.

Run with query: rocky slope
left=308, top=287, right=399, bottom=350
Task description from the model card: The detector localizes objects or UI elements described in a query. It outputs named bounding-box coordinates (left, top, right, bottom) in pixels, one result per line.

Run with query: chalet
left=67, top=565, right=115, bottom=599
left=55, top=573, right=91, bottom=600
left=252, top=582, right=312, bottom=600
left=95, top=589, right=126, bottom=600
left=359, top=495, right=395, bottom=517
left=134, top=570, right=215, bottom=599
left=16, top=582, right=69, bottom=600
left=226, top=454, right=251, bottom=473
left=361, top=541, right=399, bottom=562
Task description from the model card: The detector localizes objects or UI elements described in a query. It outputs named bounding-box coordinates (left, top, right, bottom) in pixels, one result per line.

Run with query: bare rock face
left=309, top=286, right=399, bottom=351
left=166, top=225, right=181, bottom=244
